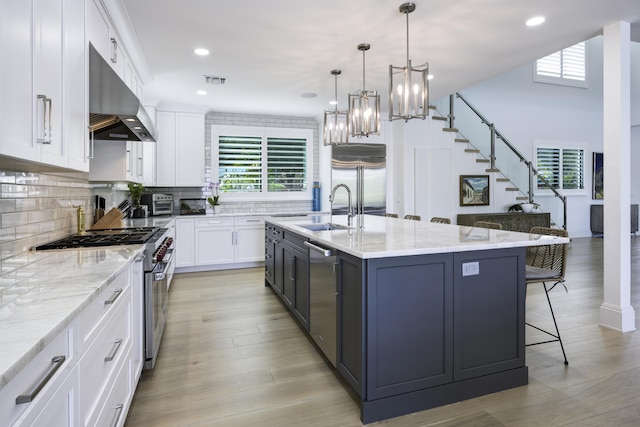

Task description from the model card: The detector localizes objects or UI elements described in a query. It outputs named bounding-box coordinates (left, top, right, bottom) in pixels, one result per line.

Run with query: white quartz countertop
left=0, top=246, right=143, bottom=391
left=270, top=214, right=570, bottom=259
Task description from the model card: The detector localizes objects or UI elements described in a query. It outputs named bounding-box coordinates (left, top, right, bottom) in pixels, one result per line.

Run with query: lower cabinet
left=176, top=216, right=267, bottom=270
left=0, top=252, right=144, bottom=427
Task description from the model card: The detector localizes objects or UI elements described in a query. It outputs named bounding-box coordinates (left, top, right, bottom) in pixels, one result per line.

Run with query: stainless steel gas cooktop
left=35, top=227, right=161, bottom=250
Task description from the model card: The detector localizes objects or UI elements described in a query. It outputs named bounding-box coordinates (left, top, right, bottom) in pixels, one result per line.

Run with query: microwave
left=141, top=193, right=174, bottom=216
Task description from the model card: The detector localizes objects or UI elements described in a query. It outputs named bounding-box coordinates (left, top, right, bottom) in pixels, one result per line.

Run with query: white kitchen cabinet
left=89, top=140, right=144, bottom=183
left=155, top=111, right=205, bottom=187
left=235, top=217, right=267, bottom=263
left=176, top=216, right=267, bottom=270
left=0, top=0, right=88, bottom=171
left=175, top=218, right=196, bottom=267
left=195, top=217, right=235, bottom=265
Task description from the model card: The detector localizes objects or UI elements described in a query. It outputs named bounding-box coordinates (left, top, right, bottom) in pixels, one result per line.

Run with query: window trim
left=533, top=42, right=588, bottom=89
left=212, top=125, right=314, bottom=201
left=534, top=141, right=587, bottom=197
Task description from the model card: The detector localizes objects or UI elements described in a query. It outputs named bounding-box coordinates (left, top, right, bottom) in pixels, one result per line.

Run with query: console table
left=590, top=204, right=638, bottom=235
left=457, top=212, right=551, bottom=233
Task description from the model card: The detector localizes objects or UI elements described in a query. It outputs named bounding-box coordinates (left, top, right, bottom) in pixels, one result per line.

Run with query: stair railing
left=447, top=93, right=567, bottom=229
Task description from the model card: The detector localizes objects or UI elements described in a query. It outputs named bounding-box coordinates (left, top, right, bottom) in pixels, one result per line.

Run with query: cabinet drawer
left=0, top=322, right=75, bottom=426
left=195, top=217, right=234, bottom=228
left=80, top=288, right=132, bottom=426
left=93, top=356, right=132, bottom=427
left=236, top=216, right=265, bottom=226
left=79, top=265, right=131, bottom=350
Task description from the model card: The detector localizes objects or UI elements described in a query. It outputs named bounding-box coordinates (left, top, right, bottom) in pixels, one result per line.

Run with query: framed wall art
left=460, top=175, right=490, bottom=206
left=592, top=152, right=603, bottom=199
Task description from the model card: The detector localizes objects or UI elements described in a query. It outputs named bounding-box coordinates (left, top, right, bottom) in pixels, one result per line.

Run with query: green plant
left=128, top=183, right=146, bottom=208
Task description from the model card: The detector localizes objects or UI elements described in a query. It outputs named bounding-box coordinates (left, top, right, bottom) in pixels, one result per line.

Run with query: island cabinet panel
left=281, top=233, right=310, bottom=330
left=452, top=248, right=526, bottom=381
left=337, top=252, right=365, bottom=398
left=365, top=254, right=454, bottom=400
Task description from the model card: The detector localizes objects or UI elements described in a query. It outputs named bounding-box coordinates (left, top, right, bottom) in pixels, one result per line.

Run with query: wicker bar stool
left=384, top=213, right=399, bottom=218
left=404, top=215, right=421, bottom=221
left=474, top=221, right=502, bottom=230
left=430, top=217, right=451, bottom=224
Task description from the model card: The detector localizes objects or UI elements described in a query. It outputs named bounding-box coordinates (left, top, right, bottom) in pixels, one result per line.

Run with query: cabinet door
left=195, top=227, right=234, bottom=265
left=141, top=140, right=156, bottom=186
left=366, top=254, right=453, bottom=400
left=337, top=252, right=365, bottom=398
left=281, top=246, right=295, bottom=308
left=452, top=248, right=525, bottom=381
left=175, top=113, right=204, bottom=186
left=292, top=252, right=309, bottom=330
left=87, top=0, right=110, bottom=61
left=34, top=0, right=64, bottom=167
left=175, top=218, right=195, bottom=267
left=235, top=220, right=265, bottom=263
left=131, top=252, right=145, bottom=384
left=0, top=0, right=34, bottom=160
left=155, top=111, right=176, bottom=186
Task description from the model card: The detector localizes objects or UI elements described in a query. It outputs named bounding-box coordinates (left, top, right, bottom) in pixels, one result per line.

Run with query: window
left=534, top=42, right=587, bottom=87
left=213, top=125, right=313, bottom=199
left=536, top=145, right=585, bottom=192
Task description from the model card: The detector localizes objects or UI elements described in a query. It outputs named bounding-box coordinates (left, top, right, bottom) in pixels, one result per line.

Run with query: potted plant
left=207, top=181, right=221, bottom=214
left=128, top=183, right=147, bottom=218
left=507, top=202, right=540, bottom=213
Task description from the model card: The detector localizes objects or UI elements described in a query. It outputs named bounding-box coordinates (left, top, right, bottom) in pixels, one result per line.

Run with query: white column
left=600, top=21, right=635, bottom=332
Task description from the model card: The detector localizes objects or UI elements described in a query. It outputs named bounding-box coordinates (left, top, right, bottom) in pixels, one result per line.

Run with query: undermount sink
left=297, top=223, right=351, bottom=231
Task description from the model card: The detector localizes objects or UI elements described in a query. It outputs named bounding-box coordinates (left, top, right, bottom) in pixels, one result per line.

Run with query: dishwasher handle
left=304, top=241, right=335, bottom=257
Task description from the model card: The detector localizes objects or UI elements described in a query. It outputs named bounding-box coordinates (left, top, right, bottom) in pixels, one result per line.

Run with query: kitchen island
left=265, top=214, right=569, bottom=424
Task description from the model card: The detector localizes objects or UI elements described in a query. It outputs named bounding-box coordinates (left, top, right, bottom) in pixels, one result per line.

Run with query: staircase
left=431, top=94, right=567, bottom=229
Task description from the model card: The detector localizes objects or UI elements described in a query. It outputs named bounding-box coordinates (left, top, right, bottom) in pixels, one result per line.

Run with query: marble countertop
left=269, top=214, right=570, bottom=259
left=0, top=245, right=143, bottom=391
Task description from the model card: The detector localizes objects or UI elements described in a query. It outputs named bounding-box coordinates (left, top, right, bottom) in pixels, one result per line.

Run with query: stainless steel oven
left=143, top=231, right=174, bottom=369
left=141, top=193, right=174, bottom=216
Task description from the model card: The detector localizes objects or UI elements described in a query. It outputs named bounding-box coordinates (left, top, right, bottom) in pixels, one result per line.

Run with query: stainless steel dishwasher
left=305, top=240, right=338, bottom=366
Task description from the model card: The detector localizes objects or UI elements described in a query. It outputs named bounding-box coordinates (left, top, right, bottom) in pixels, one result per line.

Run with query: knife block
left=91, top=208, right=124, bottom=230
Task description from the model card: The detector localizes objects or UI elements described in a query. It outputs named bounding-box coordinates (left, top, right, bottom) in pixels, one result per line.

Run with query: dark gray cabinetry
left=590, top=204, right=638, bottom=235
left=336, top=251, right=365, bottom=397
left=264, top=224, right=275, bottom=286
left=457, top=212, right=550, bottom=232
left=264, top=222, right=310, bottom=331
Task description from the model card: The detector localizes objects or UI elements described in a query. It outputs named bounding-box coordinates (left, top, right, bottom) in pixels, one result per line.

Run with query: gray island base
left=265, top=215, right=565, bottom=423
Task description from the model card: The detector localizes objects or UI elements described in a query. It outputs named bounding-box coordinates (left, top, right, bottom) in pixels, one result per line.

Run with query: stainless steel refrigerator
left=331, top=143, right=386, bottom=216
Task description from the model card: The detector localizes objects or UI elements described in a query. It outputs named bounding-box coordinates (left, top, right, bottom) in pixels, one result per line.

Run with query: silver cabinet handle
left=45, top=97, right=52, bottom=144
left=110, top=404, right=124, bottom=427
left=126, top=149, right=132, bottom=173
left=104, top=288, right=123, bottom=305
left=104, top=339, right=123, bottom=362
left=36, top=95, right=47, bottom=144
left=245, top=219, right=261, bottom=223
left=304, top=241, right=335, bottom=257
left=16, top=355, right=66, bottom=404
left=110, top=37, right=118, bottom=63
left=88, top=127, right=95, bottom=159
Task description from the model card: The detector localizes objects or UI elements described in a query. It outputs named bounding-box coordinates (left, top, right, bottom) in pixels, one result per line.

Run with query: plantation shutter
left=218, top=135, right=262, bottom=192
left=562, top=148, right=584, bottom=189
left=267, top=137, right=307, bottom=192
left=537, top=147, right=560, bottom=189
left=536, top=42, right=585, bottom=81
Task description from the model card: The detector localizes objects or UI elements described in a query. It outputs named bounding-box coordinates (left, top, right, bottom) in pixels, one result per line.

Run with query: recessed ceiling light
left=301, top=93, right=317, bottom=98
left=194, top=48, right=210, bottom=56
left=526, top=16, right=545, bottom=27
left=427, top=74, right=434, bottom=80
left=329, top=100, right=338, bottom=105
left=196, top=90, right=207, bottom=96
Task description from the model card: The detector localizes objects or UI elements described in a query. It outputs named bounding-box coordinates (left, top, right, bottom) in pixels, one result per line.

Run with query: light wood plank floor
left=125, top=237, right=640, bottom=426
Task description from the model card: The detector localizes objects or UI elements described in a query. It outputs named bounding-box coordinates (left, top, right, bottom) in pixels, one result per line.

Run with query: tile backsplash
left=0, top=170, right=92, bottom=263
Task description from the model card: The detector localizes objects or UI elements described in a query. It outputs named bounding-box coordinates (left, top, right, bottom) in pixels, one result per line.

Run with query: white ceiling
left=120, top=0, right=640, bottom=118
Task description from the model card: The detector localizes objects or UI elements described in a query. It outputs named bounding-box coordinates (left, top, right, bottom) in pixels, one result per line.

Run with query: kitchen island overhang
left=265, top=215, right=569, bottom=423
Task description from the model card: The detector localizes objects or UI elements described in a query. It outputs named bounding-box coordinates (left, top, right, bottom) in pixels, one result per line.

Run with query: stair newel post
left=489, top=123, right=496, bottom=170
left=448, top=94, right=455, bottom=129
left=528, top=162, right=534, bottom=204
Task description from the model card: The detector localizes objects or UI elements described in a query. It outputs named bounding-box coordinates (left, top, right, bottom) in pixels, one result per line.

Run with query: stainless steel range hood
left=89, top=44, right=157, bottom=142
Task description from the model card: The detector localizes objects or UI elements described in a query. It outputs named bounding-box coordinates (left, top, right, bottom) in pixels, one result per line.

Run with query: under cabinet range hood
left=89, top=44, right=157, bottom=142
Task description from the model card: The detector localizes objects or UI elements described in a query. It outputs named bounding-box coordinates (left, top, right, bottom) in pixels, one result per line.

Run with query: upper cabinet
left=156, top=111, right=205, bottom=187
left=88, top=0, right=143, bottom=102
left=0, top=0, right=88, bottom=172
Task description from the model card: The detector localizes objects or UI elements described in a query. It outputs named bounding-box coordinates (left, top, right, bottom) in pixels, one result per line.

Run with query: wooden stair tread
left=455, top=138, right=470, bottom=143
left=496, top=178, right=510, bottom=182
left=442, top=128, right=458, bottom=132
left=516, top=196, right=529, bottom=200
left=485, top=168, right=500, bottom=172
left=505, top=187, right=519, bottom=191
left=465, top=148, right=480, bottom=153
left=432, top=116, right=448, bottom=121
left=476, top=159, right=490, bottom=163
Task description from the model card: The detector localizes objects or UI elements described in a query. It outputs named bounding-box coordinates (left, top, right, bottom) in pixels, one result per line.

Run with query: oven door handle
left=153, top=248, right=174, bottom=281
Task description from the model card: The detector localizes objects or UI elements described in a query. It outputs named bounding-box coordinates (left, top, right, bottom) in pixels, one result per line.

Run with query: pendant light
left=323, top=70, right=349, bottom=145
left=348, top=43, right=380, bottom=137
left=389, top=2, right=429, bottom=122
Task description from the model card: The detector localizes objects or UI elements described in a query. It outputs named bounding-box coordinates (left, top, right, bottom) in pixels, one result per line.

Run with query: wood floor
left=125, top=237, right=640, bottom=426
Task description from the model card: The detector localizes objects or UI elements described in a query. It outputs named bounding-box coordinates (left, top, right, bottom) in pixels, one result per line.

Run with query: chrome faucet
left=329, top=183, right=354, bottom=227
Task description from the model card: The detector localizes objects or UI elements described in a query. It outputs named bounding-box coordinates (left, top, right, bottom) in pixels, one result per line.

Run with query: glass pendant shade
left=323, top=70, right=349, bottom=145
left=389, top=2, right=429, bottom=122
left=349, top=43, right=380, bottom=137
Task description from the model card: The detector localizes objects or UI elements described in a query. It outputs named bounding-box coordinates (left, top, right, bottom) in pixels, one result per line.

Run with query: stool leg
left=544, top=282, right=569, bottom=365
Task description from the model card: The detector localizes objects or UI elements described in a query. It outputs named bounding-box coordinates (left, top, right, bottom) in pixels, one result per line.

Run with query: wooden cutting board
left=91, top=208, right=123, bottom=230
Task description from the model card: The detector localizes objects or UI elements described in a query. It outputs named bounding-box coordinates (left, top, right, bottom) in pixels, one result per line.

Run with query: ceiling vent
left=204, top=75, right=227, bottom=85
